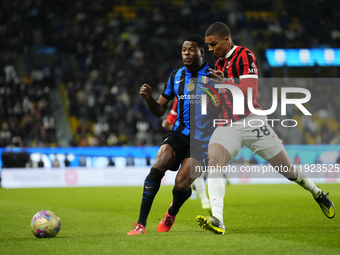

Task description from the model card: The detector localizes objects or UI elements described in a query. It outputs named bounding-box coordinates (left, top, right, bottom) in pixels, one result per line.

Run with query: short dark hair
left=183, top=34, right=206, bottom=49
left=205, top=22, right=231, bottom=37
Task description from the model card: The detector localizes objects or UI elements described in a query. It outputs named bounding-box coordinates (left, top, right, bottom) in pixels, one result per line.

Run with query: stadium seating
left=0, top=0, right=339, bottom=148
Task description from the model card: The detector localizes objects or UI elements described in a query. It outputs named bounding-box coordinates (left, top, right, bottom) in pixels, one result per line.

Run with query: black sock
left=137, top=167, right=164, bottom=226
left=168, top=187, right=192, bottom=216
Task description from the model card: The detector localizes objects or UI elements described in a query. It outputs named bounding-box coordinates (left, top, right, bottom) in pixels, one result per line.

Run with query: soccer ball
left=30, top=210, right=61, bottom=238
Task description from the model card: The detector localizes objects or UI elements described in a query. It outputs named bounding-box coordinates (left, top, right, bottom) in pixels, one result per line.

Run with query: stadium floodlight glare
left=266, top=48, right=340, bottom=67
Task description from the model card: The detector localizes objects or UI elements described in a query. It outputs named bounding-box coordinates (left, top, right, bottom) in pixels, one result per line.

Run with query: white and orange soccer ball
left=30, top=210, right=61, bottom=238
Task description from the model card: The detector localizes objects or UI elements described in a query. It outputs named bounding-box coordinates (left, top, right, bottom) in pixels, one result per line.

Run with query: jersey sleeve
left=171, top=97, right=178, bottom=112
left=238, top=50, right=258, bottom=80
left=165, top=98, right=178, bottom=125
left=162, top=71, right=176, bottom=100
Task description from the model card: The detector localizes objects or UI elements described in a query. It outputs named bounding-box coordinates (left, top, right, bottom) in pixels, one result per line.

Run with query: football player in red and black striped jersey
left=196, top=22, right=335, bottom=235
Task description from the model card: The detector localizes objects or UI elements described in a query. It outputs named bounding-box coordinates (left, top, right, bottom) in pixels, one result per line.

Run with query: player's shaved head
left=205, top=22, right=231, bottom=38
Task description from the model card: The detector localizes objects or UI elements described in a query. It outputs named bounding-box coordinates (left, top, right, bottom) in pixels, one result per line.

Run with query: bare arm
left=140, top=83, right=172, bottom=117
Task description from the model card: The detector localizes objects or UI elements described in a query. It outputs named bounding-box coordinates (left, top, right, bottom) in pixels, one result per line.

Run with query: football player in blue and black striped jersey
left=128, top=34, right=218, bottom=235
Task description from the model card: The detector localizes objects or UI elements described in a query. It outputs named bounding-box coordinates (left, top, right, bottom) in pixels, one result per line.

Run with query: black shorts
left=160, top=131, right=206, bottom=171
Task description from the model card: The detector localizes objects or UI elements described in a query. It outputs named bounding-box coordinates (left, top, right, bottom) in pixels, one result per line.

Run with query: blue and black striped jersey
left=162, top=62, right=217, bottom=144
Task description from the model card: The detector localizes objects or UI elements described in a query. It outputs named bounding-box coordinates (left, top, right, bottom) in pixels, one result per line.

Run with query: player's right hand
left=140, top=83, right=152, bottom=100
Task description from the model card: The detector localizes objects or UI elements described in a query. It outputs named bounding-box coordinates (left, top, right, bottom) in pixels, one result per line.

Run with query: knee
left=208, top=156, right=219, bottom=167
left=174, top=175, right=191, bottom=192
left=152, top=156, right=172, bottom=173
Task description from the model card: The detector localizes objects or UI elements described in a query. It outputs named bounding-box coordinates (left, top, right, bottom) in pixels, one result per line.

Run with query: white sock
left=208, top=176, right=225, bottom=224
left=194, top=176, right=209, bottom=205
left=294, top=169, right=321, bottom=198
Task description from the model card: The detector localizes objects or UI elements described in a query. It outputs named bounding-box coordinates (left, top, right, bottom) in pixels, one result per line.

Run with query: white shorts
left=209, top=113, right=284, bottom=160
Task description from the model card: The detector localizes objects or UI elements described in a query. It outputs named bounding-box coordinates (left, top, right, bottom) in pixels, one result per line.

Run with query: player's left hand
left=162, top=119, right=173, bottom=130
left=209, top=68, right=225, bottom=84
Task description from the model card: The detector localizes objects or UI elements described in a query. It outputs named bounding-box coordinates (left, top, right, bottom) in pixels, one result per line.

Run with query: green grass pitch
left=1, top=183, right=339, bottom=255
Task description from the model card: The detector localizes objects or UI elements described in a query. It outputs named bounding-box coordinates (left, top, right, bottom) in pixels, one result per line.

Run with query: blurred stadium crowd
left=0, top=0, right=339, bottom=148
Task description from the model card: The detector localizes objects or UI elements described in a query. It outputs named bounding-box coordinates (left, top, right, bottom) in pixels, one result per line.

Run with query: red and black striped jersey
left=215, top=45, right=262, bottom=123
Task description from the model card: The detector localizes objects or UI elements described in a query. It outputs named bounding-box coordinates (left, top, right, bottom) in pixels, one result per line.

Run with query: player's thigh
left=242, top=116, right=284, bottom=161
left=209, top=126, right=243, bottom=162
left=208, top=143, right=231, bottom=167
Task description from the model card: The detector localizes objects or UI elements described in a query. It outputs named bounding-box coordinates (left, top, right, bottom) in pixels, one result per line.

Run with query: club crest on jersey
left=226, top=61, right=230, bottom=69
left=187, top=81, right=195, bottom=91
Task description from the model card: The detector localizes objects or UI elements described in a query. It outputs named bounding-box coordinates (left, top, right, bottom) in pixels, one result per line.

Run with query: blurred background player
left=196, top=22, right=335, bottom=235
left=163, top=98, right=210, bottom=209
left=127, top=34, right=216, bottom=235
